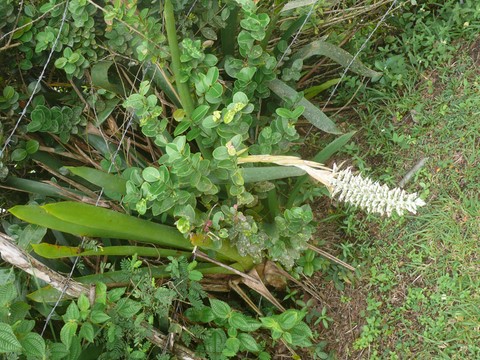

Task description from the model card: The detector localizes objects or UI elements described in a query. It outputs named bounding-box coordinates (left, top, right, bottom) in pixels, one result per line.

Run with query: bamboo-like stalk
left=164, top=0, right=194, bottom=117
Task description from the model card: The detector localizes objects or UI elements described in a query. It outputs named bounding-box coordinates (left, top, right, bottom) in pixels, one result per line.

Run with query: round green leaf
left=54, top=57, right=68, bottom=69
left=25, top=140, right=39, bottom=154
left=142, top=167, right=160, bottom=182
left=10, top=149, right=27, bottom=162
left=3, top=86, right=15, bottom=99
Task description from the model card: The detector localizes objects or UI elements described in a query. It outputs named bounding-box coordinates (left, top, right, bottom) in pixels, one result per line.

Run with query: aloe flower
left=330, top=165, right=426, bottom=216
left=238, top=155, right=426, bottom=217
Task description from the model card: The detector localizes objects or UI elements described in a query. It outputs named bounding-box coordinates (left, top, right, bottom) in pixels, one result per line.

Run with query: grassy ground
left=307, top=21, right=480, bottom=360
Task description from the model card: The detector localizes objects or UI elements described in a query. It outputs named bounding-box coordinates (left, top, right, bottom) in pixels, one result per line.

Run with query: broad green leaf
left=49, top=342, right=69, bottom=359
left=90, top=310, right=110, bottom=324
left=228, top=313, right=261, bottom=331
left=79, top=322, right=94, bottom=343
left=61, top=322, right=78, bottom=349
left=209, top=299, right=231, bottom=320
left=63, top=302, right=80, bottom=322
left=277, top=310, right=299, bottom=330
left=204, top=329, right=227, bottom=360
left=290, top=40, right=382, bottom=79
left=0, top=322, right=22, bottom=353
left=205, top=83, right=223, bottom=103
left=17, top=224, right=46, bottom=250
left=191, top=105, right=210, bottom=123
left=238, top=333, right=261, bottom=352
left=142, top=167, right=160, bottom=182
left=91, top=61, right=127, bottom=96
left=223, top=337, right=240, bottom=357
left=268, top=79, right=341, bottom=134
left=115, top=298, right=142, bottom=318
left=77, top=294, right=90, bottom=312
left=0, top=283, right=17, bottom=307
left=19, top=332, right=45, bottom=358
left=185, top=306, right=215, bottom=323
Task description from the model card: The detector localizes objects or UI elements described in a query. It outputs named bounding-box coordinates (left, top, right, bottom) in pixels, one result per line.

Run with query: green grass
left=328, top=42, right=480, bottom=359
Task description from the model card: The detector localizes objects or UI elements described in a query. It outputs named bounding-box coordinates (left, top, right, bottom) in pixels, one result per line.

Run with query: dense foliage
left=3, top=0, right=470, bottom=358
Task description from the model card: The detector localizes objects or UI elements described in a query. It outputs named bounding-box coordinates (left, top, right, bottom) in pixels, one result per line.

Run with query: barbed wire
left=274, top=0, right=400, bottom=139
left=0, top=0, right=70, bottom=159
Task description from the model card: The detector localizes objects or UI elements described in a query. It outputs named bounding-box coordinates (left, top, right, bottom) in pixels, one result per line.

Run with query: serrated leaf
left=0, top=283, right=17, bottom=307
left=90, top=310, right=110, bottom=324
left=185, top=306, right=215, bottom=323
left=0, top=322, right=22, bottom=353
left=19, top=332, right=45, bottom=358
left=79, top=322, right=94, bottom=343
left=277, top=310, right=299, bottom=330
left=115, top=298, right=142, bottom=318
left=222, top=337, right=240, bottom=357
left=77, top=294, right=90, bottom=313
left=238, top=333, right=261, bottom=352
left=228, top=313, right=261, bottom=331
left=60, top=322, right=77, bottom=349
left=49, top=342, right=69, bottom=358
left=209, top=299, right=231, bottom=320
left=204, top=329, right=226, bottom=360
left=63, top=302, right=80, bottom=322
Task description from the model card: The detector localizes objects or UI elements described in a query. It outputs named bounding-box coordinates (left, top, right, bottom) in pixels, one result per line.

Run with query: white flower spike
left=331, top=165, right=426, bottom=217
left=238, top=155, right=426, bottom=217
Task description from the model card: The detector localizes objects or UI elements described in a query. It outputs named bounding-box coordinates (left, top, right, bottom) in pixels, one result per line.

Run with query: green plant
left=0, top=0, right=433, bottom=358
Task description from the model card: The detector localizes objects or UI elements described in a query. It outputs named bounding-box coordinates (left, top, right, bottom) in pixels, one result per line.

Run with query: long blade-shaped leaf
left=268, top=79, right=341, bottom=134
left=66, top=166, right=127, bottom=195
left=10, top=202, right=192, bottom=250
left=32, top=243, right=189, bottom=259
left=242, top=166, right=306, bottom=182
left=290, top=40, right=382, bottom=79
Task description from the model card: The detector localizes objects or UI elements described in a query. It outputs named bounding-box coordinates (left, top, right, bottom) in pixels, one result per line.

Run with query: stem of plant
left=221, top=6, right=239, bottom=57
left=164, top=0, right=195, bottom=117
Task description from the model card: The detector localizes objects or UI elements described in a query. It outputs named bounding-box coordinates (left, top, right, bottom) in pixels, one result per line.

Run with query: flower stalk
left=238, top=155, right=426, bottom=217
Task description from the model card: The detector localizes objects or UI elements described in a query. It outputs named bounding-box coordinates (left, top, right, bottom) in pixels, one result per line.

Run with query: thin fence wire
left=0, top=0, right=70, bottom=159
left=274, top=0, right=399, bottom=139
